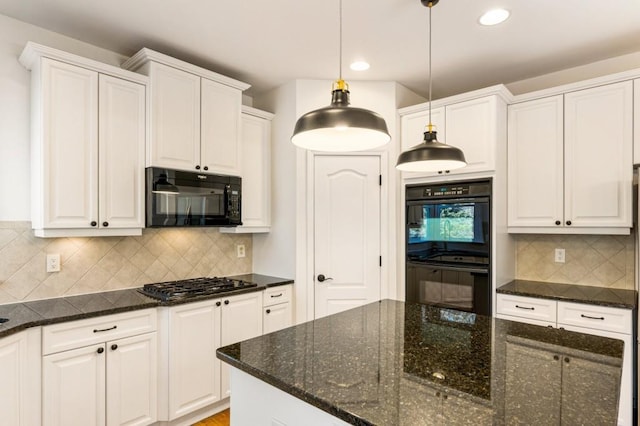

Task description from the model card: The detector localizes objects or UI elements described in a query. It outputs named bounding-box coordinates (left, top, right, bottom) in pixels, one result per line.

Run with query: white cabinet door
left=148, top=62, right=200, bottom=171
left=445, top=96, right=498, bottom=175
left=220, top=291, right=263, bottom=397
left=263, top=303, right=292, bottom=334
left=43, top=344, right=106, bottom=426
left=41, top=58, right=98, bottom=229
left=0, top=329, right=40, bottom=426
left=106, top=333, right=157, bottom=426
left=634, top=79, right=640, bottom=165
left=98, top=74, right=146, bottom=230
left=168, top=300, right=221, bottom=419
left=399, top=107, right=445, bottom=179
left=201, top=79, right=242, bottom=175
left=507, top=95, right=564, bottom=227
left=239, top=112, right=271, bottom=228
left=564, top=81, right=633, bottom=228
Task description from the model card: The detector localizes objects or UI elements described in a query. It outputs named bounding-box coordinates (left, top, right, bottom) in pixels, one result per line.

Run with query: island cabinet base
left=229, top=368, right=350, bottom=426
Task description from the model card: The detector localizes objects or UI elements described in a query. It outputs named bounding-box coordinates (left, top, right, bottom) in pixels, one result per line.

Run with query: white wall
left=0, top=14, right=127, bottom=221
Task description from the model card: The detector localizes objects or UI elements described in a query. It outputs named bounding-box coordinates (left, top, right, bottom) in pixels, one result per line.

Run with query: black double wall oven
left=405, top=179, right=492, bottom=315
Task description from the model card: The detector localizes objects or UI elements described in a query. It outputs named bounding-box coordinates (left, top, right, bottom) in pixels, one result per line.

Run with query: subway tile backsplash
left=0, top=222, right=252, bottom=304
left=515, top=234, right=635, bottom=289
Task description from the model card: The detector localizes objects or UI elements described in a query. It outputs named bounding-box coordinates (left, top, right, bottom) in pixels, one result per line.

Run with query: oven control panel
left=406, top=180, right=491, bottom=200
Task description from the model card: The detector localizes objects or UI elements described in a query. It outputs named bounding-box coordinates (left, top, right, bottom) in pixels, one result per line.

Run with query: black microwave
left=146, top=167, right=241, bottom=227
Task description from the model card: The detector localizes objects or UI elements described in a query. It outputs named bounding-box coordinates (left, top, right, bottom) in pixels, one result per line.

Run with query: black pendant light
left=291, top=0, right=391, bottom=152
left=396, top=0, right=466, bottom=172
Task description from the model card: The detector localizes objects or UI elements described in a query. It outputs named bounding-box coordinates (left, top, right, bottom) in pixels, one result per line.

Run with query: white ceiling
left=1, top=0, right=640, bottom=99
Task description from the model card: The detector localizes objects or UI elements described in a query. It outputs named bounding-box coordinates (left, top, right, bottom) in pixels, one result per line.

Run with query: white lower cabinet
left=41, top=309, right=158, bottom=426
left=220, top=291, right=263, bottom=398
left=263, top=284, right=293, bottom=334
left=0, top=328, right=41, bottom=426
left=497, top=294, right=633, bottom=426
left=165, top=299, right=222, bottom=420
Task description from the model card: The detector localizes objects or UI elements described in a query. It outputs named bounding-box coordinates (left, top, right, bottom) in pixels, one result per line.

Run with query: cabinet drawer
left=496, top=294, right=557, bottom=323
left=263, top=285, right=292, bottom=307
left=43, top=308, right=157, bottom=355
left=557, top=302, right=631, bottom=334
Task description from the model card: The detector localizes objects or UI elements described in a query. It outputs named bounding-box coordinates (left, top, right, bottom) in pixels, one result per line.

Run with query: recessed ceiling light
left=479, top=8, right=510, bottom=26
left=350, top=61, right=370, bottom=71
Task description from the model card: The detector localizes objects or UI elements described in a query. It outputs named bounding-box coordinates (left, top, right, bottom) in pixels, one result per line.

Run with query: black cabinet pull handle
left=195, top=165, right=201, bottom=170
left=580, top=314, right=605, bottom=320
left=93, top=325, right=117, bottom=333
left=216, top=301, right=221, bottom=307
left=270, top=293, right=283, bottom=298
left=224, top=300, right=229, bottom=305
left=203, top=166, right=209, bottom=171
left=317, top=274, right=333, bottom=282
left=97, top=347, right=104, bottom=354
left=566, top=220, right=572, bottom=226
left=266, top=309, right=271, bottom=314
left=515, top=305, right=535, bottom=310
left=555, top=220, right=561, bottom=226
left=111, top=344, right=118, bottom=351
left=90, top=221, right=97, bottom=227
left=102, top=221, right=109, bottom=227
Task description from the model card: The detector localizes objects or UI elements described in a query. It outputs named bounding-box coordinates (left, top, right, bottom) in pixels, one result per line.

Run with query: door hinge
left=379, top=174, right=382, bottom=186
left=379, top=256, right=382, bottom=267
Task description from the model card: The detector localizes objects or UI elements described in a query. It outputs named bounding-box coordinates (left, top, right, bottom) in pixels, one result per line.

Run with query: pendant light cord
left=428, top=2, right=432, bottom=129
left=339, top=0, right=343, bottom=82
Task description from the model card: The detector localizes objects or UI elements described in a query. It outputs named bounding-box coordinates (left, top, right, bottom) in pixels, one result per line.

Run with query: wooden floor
left=193, top=408, right=230, bottom=426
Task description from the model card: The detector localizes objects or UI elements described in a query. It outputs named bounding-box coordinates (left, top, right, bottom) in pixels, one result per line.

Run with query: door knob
left=317, top=274, right=333, bottom=282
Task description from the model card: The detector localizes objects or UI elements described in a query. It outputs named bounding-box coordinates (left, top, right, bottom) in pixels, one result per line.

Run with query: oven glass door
left=406, top=262, right=490, bottom=316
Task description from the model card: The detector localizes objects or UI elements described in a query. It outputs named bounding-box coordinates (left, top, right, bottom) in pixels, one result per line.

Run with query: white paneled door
left=313, top=155, right=381, bottom=319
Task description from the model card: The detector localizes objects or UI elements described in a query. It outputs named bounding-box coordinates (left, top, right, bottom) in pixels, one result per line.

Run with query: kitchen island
left=217, top=299, right=624, bottom=425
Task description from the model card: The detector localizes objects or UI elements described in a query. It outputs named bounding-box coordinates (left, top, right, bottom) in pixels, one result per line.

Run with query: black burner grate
left=140, top=277, right=257, bottom=301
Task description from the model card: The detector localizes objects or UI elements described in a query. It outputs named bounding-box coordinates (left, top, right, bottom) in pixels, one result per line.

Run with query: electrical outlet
left=236, top=244, right=246, bottom=258
left=46, top=254, right=61, bottom=272
left=554, top=248, right=565, bottom=263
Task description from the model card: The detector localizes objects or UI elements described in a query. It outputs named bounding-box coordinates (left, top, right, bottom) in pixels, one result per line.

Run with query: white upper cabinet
left=508, top=81, right=633, bottom=234
left=123, top=48, right=250, bottom=175
left=398, top=86, right=509, bottom=179
left=508, top=95, right=564, bottom=228
left=145, top=61, right=201, bottom=171
left=221, top=106, right=274, bottom=233
left=201, top=78, right=242, bottom=175
left=634, top=79, right=640, bottom=165
left=20, top=43, right=147, bottom=237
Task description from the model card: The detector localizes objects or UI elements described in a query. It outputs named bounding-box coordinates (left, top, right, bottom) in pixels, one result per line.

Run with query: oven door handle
left=407, top=261, right=488, bottom=275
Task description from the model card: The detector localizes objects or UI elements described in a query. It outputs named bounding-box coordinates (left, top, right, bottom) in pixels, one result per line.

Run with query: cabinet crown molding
left=398, top=84, right=513, bottom=116
left=242, top=105, right=274, bottom=120
left=122, top=47, right=251, bottom=91
left=19, top=41, right=148, bottom=85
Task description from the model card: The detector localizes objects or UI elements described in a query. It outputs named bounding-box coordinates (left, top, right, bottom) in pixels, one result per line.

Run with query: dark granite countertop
left=217, top=299, right=623, bottom=426
left=0, top=274, right=293, bottom=338
left=497, top=279, right=637, bottom=309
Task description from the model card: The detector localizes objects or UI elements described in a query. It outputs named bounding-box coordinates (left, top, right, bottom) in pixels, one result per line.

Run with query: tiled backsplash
left=0, top=222, right=252, bottom=304
left=515, top=234, right=635, bottom=289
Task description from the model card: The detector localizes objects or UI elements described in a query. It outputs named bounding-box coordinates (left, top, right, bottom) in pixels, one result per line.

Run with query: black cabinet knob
left=111, top=344, right=118, bottom=351
left=555, top=220, right=561, bottom=226
left=437, top=171, right=443, bottom=174
left=216, top=301, right=221, bottom=307
left=97, top=347, right=104, bottom=354
left=553, top=355, right=559, bottom=361
left=90, top=221, right=97, bottom=227
left=266, top=309, right=271, bottom=314
left=564, top=357, right=570, bottom=363
left=444, top=170, right=450, bottom=174
left=103, top=222, right=109, bottom=227
left=224, top=300, right=229, bottom=305
left=566, top=220, right=572, bottom=226
left=203, top=166, right=209, bottom=171
left=195, top=165, right=201, bottom=170
left=436, top=391, right=441, bottom=397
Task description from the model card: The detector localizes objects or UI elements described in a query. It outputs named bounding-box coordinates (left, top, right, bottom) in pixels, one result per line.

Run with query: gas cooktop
left=139, top=277, right=258, bottom=302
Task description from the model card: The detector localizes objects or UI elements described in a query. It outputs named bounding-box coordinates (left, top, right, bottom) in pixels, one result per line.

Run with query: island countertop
left=217, top=299, right=624, bottom=425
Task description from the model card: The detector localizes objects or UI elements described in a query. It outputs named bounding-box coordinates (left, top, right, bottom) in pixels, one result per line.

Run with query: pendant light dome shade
left=291, top=82, right=391, bottom=152
left=396, top=130, right=466, bottom=172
